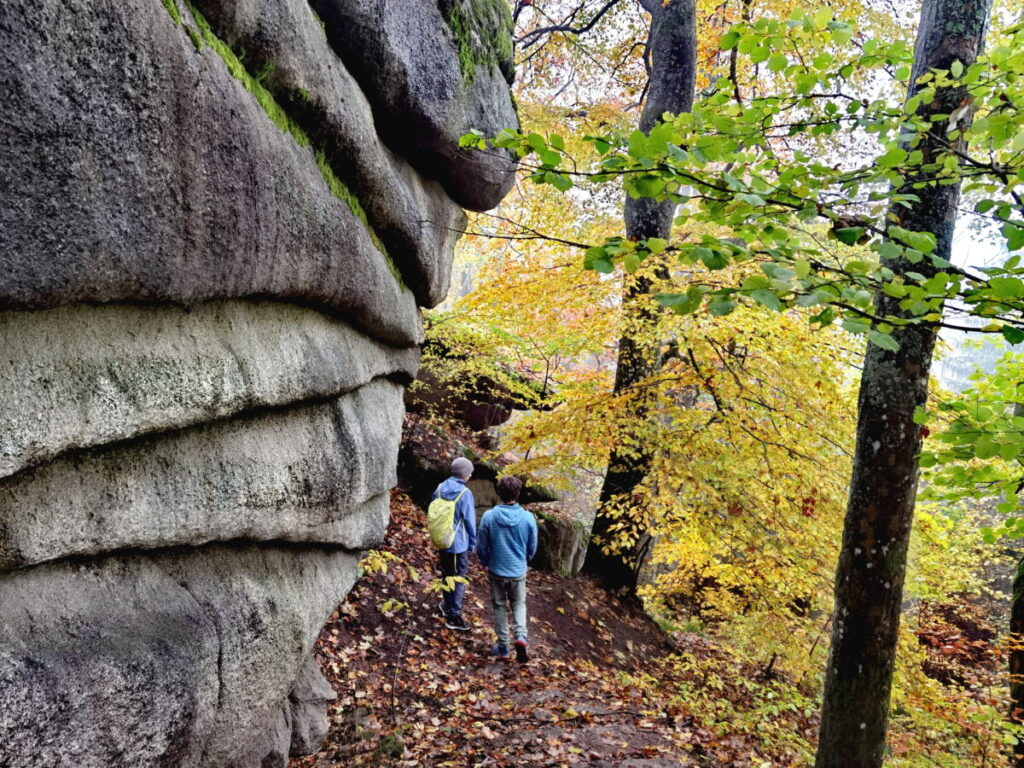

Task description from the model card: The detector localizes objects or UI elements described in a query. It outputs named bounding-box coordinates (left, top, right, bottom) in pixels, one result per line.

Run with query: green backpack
left=427, top=488, right=467, bottom=550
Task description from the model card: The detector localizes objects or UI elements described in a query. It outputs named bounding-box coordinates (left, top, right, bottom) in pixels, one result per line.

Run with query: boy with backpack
left=428, top=457, right=476, bottom=631
left=476, top=476, right=537, bottom=662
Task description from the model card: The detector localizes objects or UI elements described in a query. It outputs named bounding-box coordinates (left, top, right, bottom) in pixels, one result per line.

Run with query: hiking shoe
left=491, top=644, right=510, bottom=659
left=445, top=615, right=470, bottom=632
left=514, top=638, right=529, bottom=663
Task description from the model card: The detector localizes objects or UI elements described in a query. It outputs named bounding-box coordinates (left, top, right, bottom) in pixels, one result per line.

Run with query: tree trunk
left=583, top=0, right=697, bottom=594
left=815, top=2, right=992, bottom=766
left=1012, top=556, right=1024, bottom=766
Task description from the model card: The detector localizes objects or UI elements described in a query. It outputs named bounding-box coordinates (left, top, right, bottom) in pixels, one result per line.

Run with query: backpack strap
left=452, top=488, right=468, bottom=536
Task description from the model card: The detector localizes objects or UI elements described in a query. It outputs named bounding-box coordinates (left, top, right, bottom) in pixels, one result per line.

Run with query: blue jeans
left=439, top=550, right=469, bottom=618
left=489, top=574, right=527, bottom=646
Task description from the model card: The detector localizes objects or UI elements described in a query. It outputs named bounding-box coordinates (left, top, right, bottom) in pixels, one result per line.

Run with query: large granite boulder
left=311, top=0, right=519, bottom=210
left=0, top=0, right=516, bottom=765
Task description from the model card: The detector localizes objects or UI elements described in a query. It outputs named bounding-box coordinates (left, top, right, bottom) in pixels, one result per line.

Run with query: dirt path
left=289, top=491, right=698, bottom=767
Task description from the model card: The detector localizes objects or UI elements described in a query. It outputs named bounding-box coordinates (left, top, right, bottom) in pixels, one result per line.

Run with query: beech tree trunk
left=1012, top=556, right=1024, bottom=766
left=584, top=0, right=697, bottom=593
left=815, top=2, right=992, bottom=766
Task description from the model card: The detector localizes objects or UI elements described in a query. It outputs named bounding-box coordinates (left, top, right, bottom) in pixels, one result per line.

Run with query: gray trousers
left=488, top=574, right=527, bottom=646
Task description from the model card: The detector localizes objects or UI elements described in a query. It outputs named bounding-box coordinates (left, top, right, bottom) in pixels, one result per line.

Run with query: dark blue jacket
left=477, top=503, right=537, bottom=579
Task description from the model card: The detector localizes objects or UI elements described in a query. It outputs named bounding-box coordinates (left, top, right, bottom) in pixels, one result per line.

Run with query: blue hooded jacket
left=432, top=477, right=476, bottom=554
left=477, top=503, right=538, bottom=579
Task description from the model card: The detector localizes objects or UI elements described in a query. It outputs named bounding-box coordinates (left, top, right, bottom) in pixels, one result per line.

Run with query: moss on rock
left=159, top=0, right=405, bottom=290
left=441, top=0, right=514, bottom=85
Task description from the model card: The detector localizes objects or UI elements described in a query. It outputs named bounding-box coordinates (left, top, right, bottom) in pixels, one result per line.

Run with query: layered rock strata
left=0, top=0, right=516, bottom=765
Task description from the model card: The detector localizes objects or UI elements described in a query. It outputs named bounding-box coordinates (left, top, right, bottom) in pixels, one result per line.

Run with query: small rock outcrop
left=0, top=1, right=516, bottom=766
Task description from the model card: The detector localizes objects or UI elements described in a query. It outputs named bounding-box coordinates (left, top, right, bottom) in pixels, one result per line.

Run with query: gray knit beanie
left=450, top=457, right=474, bottom=480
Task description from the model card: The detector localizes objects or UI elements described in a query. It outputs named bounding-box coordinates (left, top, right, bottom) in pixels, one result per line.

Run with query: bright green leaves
left=583, top=237, right=674, bottom=275
left=461, top=12, right=1024, bottom=357
left=988, top=277, right=1024, bottom=299
left=919, top=349, right=1024, bottom=543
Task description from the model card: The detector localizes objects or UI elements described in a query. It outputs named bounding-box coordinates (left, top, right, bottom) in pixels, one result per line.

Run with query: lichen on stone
left=440, top=0, right=515, bottom=86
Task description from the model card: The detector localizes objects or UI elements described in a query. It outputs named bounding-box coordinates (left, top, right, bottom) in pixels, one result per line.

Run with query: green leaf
left=657, top=287, right=705, bottom=315
left=868, top=329, right=900, bottom=351
left=632, top=175, right=664, bottom=198
left=842, top=317, right=871, bottom=335
left=539, top=149, right=561, bottom=167
left=768, top=53, right=788, bottom=72
left=750, top=289, right=783, bottom=311
left=988, top=277, right=1024, bottom=299
left=720, top=29, right=741, bottom=50
left=646, top=237, right=667, bottom=255
left=584, top=246, right=614, bottom=273
left=699, top=248, right=729, bottom=270
left=975, top=434, right=999, bottom=460
left=834, top=227, right=866, bottom=245
left=707, top=297, right=738, bottom=316
left=1003, top=223, right=1024, bottom=252
left=545, top=172, right=573, bottom=192
left=877, top=147, right=909, bottom=168
left=1002, top=326, right=1024, bottom=345
left=813, top=7, right=833, bottom=27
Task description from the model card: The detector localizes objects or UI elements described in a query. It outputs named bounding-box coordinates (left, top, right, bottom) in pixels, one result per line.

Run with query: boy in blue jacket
left=433, top=457, right=476, bottom=631
left=477, top=476, right=537, bottom=662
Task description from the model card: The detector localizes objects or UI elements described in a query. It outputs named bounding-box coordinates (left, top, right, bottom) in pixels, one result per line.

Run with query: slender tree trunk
left=1010, top=405, right=1024, bottom=766
left=584, top=0, right=697, bottom=594
left=815, top=2, right=991, bottom=766
left=1012, top=556, right=1024, bottom=766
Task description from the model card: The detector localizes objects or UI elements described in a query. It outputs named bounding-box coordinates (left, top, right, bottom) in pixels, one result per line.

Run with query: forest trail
left=289, top=490, right=716, bottom=767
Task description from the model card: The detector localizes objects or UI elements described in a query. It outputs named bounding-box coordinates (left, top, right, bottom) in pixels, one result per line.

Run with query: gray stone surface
left=0, top=544, right=360, bottom=768
left=190, top=0, right=468, bottom=307
left=0, top=379, right=403, bottom=570
left=0, top=301, right=418, bottom=481
left=287, top=656, right=336, bottom=757
left=531, top=504, right=590, bottom=576
left=0, top=0, right=516, bottom=764
left=312, top=0, right=519, bottom=211
left=0, top=0, right=420, bottom=346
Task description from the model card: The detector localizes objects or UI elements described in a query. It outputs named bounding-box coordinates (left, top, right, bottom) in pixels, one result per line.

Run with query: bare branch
left=517, top=0, right=625, bottom=47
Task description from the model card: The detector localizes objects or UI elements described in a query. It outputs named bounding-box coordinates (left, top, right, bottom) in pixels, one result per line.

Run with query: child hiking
left=430, top=457, right=476, bottom=631
left=476, top=476, right=537, bottom=662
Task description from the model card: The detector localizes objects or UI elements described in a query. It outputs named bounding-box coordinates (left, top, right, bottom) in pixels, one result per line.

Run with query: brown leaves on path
left=290, top=490, right=699, bottom=767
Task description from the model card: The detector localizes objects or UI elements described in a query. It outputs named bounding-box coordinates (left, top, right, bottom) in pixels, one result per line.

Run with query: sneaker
left=514, top=638, right=529, bottom=663
left=491, top=644, right=510, bottom=659
left=445, top=615, right=470, bottom=632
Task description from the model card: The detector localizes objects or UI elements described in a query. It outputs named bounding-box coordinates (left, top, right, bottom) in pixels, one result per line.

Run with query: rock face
left=0, top=0, right=516, bottom=765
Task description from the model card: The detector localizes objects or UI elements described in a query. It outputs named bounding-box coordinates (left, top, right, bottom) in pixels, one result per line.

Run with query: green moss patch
left=161, top=0, right=182, bottom=24
left=159, top=0, right=405, bottom=290
left=442, top=0, right=514, bottom=85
